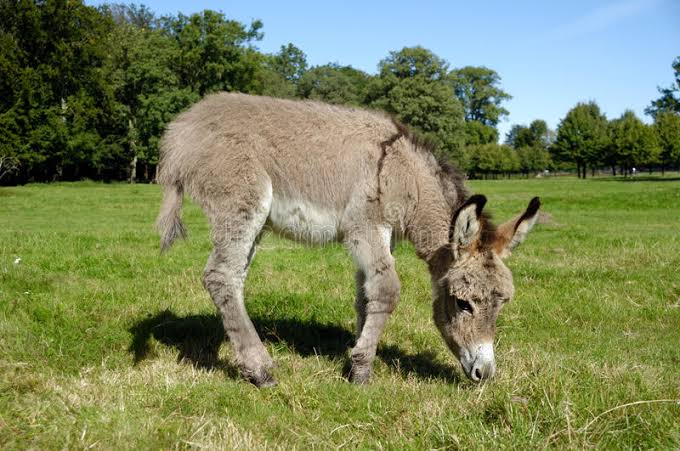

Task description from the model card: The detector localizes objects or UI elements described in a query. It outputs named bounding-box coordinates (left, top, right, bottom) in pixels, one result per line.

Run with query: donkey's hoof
left=245, top=368, right=277, bottom=388
left=349, top=365, right=372, bottom=385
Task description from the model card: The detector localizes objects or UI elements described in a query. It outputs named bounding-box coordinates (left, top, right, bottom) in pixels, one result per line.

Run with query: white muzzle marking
left=461, top=341, right=496, bottom=382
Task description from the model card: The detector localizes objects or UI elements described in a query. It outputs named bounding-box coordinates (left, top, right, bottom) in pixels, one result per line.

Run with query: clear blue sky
left=88, top=0, right=679, bottom=141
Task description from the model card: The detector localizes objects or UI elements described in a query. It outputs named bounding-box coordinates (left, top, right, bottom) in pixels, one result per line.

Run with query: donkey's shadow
left=129, top=308, right=459, bottom=383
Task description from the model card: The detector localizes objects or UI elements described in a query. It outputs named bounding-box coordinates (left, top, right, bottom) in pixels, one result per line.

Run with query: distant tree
left=105, top=10, right=198, bottom=181
left=553, top=102, right=609, bottom=178
left=367, top=46, right=465, bottom=163
left=160, top=11, right=264, bottom=96
left=105, top=3, right=157, bottom=28
left=645, top=57, right=680, bottom=119
left=251, top=57, right=297, bottom=98
left=654, top=111, right=680, bottom=173
left=0, top=0, right=120, bottom=181
left=506, top=119, right=551, bottom=149
left=297, top=64, right=371, bottom=106
left=467, top=143, right=518, bottom=178
left=609, top=110, right=661, bottom=175
left=463, top=120, right=498, bottom=145
left=516, top=145, right=551, bottom=176
left=377, top=46, right=448, bottom=80
left=270, top=43, right=308, bottom=84
left=449, top=66, right=511, bottom=126
left=506, top=125, right=533, bottom=149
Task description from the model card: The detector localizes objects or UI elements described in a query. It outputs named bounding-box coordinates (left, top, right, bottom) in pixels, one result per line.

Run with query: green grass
left=1, top=176, right=679, bottom=449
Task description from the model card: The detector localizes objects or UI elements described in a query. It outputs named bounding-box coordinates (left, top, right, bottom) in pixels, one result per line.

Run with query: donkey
left=156, top=93, right=540, bottom=387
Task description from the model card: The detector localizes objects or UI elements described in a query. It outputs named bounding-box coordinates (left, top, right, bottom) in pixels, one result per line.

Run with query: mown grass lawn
left=1, top=176, right=679, bottom=449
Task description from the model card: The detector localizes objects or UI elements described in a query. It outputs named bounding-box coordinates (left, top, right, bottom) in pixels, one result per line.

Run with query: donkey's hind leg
left=202, top=182, right=275, bottom=387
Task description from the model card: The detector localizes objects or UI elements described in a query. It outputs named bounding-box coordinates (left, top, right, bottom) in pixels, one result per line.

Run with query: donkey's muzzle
left=462, top=342, right=496, bottom=382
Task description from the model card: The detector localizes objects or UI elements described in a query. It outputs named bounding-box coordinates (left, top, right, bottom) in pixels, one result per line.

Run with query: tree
left=506, top=120, right=551, bottom=149
left=609, top=110, right=661, bottom=175
left=297, top=64, right=370, bottom=106
left=449, top=66, right=511, bottom=126
left=367, top=47, right=465, bottom=163
left=0, top=0, right=121, bottom=182
left=270, top=43, right=307, bottom=84
left=645, top=57, right=680, bottom=119
left=466, top=143, right=519, bottom=178
left=654, top=111, right=680, bottom=173
left=463, top=120, right=498, bottom=146
left=160, top=11, right=264, bottom=96
left=516, top=145, right=551, bottom=176
left=105, top=10, right=197, bottom=181
left=553, top=102, right=609, bottom=178
left=377, top=46, right=448, bottom=81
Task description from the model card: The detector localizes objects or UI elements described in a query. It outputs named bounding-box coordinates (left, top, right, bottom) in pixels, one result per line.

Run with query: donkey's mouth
left=459, top=342, right=496, bottom=382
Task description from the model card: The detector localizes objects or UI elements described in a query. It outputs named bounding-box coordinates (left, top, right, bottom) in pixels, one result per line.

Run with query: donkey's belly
left=268, top=195, right=341, bottom=245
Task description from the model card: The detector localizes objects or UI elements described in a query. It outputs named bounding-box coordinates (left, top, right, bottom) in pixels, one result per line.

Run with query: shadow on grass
left=129, top=309, right=458, bottom=383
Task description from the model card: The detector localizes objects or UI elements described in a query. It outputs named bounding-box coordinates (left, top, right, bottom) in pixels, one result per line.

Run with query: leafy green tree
left=377, top=46, right=448, bottom=80
left=506, top=125, right=533, bottom=149
left=516, top=145, right=551, bottom=176
left=270, top=43, right=308, bottom=84
left=367, top=47, right=465, bottom=163
left=506, top=120, right=552, bottom=149
left=297, top=64, right=371, bottom=106
left=449, top=66, right=511, bottom=126
left=463, top=120, right=498, bottom=145
left=654, top=111, right=680, bottom=173
left=106, top=3, right=156, bottom=28
left=0, top=0, right=120, bottom=181
left=466, top=143, right=519, bottom=178
left=609, top=110, right=661, bottom=175
left=251, top=61, right=296, bottom=98
left=645, top=57, right=680, bottom=119
left=105, top=11, right=197, bottom=181
left=553, top=102, right=609, bottom=178
left=160, top=11, right=264, bottom=96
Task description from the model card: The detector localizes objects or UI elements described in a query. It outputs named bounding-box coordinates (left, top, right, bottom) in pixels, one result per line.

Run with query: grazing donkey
left=156, top=93, right=540, bottom=387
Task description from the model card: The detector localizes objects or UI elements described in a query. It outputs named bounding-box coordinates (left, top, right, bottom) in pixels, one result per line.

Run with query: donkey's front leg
left=347, top=231, right=400, bottom=384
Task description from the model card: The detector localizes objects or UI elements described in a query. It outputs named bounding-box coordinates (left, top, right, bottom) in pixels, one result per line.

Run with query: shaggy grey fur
left=156, top=93, right=540, bottom=386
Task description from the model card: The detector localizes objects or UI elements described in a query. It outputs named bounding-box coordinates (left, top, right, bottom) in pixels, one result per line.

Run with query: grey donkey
left=156, top=93, right=541, bottom=387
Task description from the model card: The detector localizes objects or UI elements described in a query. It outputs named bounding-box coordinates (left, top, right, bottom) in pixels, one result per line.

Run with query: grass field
left=1, top=176, right=679, bottom=448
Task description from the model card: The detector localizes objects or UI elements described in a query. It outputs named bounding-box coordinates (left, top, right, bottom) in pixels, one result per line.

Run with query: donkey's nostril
left=474, top=367, right=483, bottom=380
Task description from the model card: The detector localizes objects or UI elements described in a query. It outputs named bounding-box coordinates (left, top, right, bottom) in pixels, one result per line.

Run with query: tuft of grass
left=1, top=176, right=679, bottom=448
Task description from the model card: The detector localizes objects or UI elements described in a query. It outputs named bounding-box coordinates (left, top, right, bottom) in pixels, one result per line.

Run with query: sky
left=87, top=0, right=679, bottom=141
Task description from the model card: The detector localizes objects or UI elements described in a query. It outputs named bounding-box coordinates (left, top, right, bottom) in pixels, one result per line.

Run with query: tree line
left=1, top=1, right=678, bottom=184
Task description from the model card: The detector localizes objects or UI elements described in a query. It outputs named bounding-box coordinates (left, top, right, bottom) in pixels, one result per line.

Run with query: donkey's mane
left=388, top=118, right=497, bottom=249
left=388, top=118, right=469, bottom=210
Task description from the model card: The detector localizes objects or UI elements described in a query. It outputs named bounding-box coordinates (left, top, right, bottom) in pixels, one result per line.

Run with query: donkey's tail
left=156, top=181, right=187, bottom=253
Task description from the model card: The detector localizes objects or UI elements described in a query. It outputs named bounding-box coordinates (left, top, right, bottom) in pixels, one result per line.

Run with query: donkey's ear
left=494, top=197, right=541, bottom=259
left=450, top=194, right=487, bottom=258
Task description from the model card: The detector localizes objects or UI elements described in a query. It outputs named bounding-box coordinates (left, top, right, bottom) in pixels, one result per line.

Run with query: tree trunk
left=583, top=164, right=587, bottom=179
left=591, top=167, right=595, bottom=177
left=129, top=155, right=138, bottom=184
left=128, top=118, right=138, bottom=184
left=612, top=166, right=616, bottom=176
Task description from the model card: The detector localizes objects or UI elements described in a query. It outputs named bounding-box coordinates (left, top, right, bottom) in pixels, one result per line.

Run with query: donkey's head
left=431, top=195, right=540, bottom=382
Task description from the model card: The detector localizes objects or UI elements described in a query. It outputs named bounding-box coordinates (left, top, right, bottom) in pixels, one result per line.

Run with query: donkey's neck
left=403, top=164, right=461, bottom=264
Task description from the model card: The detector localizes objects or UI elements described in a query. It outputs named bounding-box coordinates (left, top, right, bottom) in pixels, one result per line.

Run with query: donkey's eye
left=456, top=298, right=473, bottom=313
